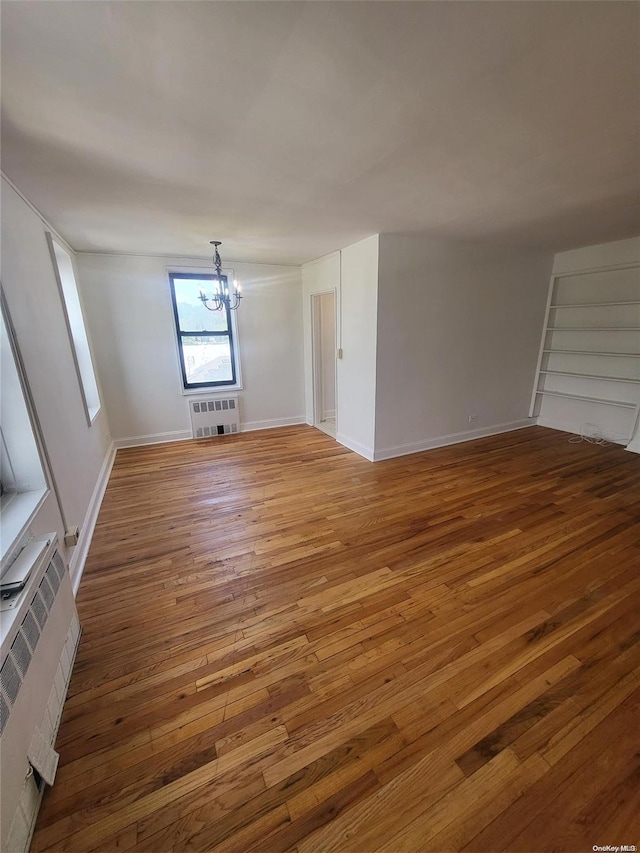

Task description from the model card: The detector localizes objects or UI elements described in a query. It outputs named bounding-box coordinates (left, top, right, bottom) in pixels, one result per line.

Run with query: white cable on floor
left=569, top=423, right=612, bottom=446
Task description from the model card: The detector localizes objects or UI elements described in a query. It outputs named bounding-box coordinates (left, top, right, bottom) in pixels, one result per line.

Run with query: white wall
left=374, top=235, right=552, bottom=459
left=1, top=178, right=112, bottom=581
left=337, top=236, right=379, bottom=459
left=535, top=237, right=640, bottom=452
left=75, top=253, right=305, bottom=443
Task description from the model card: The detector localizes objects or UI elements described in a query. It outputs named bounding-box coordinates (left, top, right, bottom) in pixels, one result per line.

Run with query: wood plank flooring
left=31, top=425, right=640, bottom=852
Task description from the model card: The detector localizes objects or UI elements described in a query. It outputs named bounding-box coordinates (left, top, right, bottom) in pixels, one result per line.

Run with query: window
left=46, top=233, right=101, bottom=424
left=1, top=297, right=48, bottom=563
left=169, top=273, right=240, bottom=390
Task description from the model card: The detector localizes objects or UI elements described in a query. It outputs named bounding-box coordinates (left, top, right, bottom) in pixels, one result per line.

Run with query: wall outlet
left=468, top=414, right=478, bottom=423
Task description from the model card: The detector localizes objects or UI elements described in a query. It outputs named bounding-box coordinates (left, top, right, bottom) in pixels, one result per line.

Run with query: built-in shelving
left=551, top=300, right=640, bottom=308
left=530, top=262, right=640, bottom=441
left=541, top=349, right=640, bottom=358
left=547, top=327, right=640, bottom=332
left=536, top=390, right=636, bottom=409
left=539, top=370, right=640, bottom=384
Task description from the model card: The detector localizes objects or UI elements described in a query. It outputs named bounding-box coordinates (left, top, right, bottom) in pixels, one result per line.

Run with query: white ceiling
left=1, top=1, right=638, bottom=265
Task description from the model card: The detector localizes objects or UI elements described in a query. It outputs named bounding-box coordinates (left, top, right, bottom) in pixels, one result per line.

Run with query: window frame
left=168, top=271, right=242, bottom=391
left=0, top=289, right=50, bottom=565
left=46, top=232, right=102, bottom=426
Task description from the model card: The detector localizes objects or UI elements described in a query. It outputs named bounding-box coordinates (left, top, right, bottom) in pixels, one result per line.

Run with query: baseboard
left=241, top=416, right=306, bottom=432
left=336, top=432, right=375, bottom=461
left=536, top=417, right=629, bottom=446
left=625, top=432, right=640, bottom=454
left=323, top=409, right=336, bottom=420
left=114, top=420, right=308, bottom=445
left=69, top=441, right=116, bottom=596
left=373, top=419, right=535, bottom=462
left=113, top=430, right=192, bottom=448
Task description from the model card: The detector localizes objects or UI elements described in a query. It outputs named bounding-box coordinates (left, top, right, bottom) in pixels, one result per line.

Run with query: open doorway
left=311, top=291, right=336, bottom=438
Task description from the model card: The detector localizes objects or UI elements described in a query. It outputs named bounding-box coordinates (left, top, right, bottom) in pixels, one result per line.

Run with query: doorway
left=311, top=291, right=336, bottom=438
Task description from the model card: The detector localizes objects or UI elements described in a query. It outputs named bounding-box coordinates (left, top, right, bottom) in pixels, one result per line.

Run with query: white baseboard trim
left=114, top=420, right=308, bottom=446
left=373, top=419, right=535, bottom=462
left=625, top=433, right=640, bottom=454
left=113, top=430, right=192, bottom=449
left=69, top=441, right=116, bottom=596
left=323, top=409, right=336, bottom=420
left=536, top=417, right=629, bottom=446
left=241, top=416, right=306, bottom=432
left=336, top=432, right=375, bottom=461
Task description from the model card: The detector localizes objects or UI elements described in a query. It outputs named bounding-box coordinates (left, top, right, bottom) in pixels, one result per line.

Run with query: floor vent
left=189, top=396, right=240, bottom=439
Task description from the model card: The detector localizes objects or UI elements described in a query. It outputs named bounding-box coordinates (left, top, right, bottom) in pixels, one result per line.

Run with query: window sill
left=0, top=488, right=49, bottom=563
left=180, top=385, right=243, bottom=396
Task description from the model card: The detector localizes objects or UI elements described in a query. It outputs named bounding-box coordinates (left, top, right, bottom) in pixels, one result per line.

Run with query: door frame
left=310, top=289, right=337, bottom=432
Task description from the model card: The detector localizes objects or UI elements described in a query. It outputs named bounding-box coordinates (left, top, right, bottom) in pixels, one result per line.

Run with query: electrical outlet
left=468, top=414, right=478, bottom=423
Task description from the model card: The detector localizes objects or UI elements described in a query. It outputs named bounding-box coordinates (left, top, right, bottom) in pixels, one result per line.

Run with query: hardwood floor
left=31, top=425, right=640, bottom=852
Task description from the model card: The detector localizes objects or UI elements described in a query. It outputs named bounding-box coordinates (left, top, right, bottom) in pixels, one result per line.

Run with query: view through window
left=0, top=299, right=48, bottom=561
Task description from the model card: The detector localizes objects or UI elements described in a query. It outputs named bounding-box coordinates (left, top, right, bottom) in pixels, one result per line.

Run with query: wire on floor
left=569, top=423, right=612, bottom=446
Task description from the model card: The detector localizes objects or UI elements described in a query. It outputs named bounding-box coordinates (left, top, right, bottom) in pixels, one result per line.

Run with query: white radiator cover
left=189, top=395, right=240, bottom=439
left=0, top=534, right=80, bottom=853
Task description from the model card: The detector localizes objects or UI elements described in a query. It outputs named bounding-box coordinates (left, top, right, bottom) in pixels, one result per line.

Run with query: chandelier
left=198, top=241, right=242, bottom=311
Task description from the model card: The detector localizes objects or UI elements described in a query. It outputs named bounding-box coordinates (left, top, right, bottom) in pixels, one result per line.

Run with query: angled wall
left=1, top=177, right=113, bottom=584
left=374, top=235, right=552, bottom=460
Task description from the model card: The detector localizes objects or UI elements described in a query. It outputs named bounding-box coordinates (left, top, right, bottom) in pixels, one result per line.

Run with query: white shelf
left=531, top=267, right=640, bottom=421
left=550, top=300, right=640, bottom=309
left=539, top=370, right=640, bottom=384
left=547, top=327, right=640, bottom=332
left=534, top=389, right=637, bottom=409
left=542, top=349, right=640, bottom=358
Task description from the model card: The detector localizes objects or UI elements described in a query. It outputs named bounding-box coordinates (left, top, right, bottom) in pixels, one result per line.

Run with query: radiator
left=0, top=534, right=80, bottom=853
left=189, top=396, right=240, bottom=439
